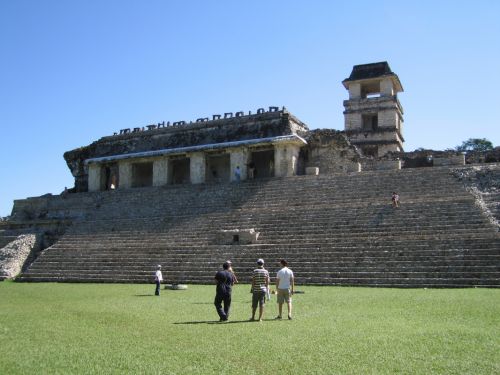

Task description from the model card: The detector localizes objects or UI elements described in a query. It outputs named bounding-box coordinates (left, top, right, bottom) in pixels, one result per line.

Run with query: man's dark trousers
left=214, top=291, right=231, bottom=321
left=155, top=280, right=161, bottom=296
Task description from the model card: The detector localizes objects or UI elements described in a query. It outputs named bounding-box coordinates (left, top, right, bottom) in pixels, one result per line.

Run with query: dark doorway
left=361, top=146, right=378, bottom=157
left=296, top=148, right=308, bottom=176
left=250, top=149, right=274, bottom=178
left=362, top=114, right=378, bottom=131
left=170, top=158, right=190, bottom=185
left=132, top=162, right=153, bottom=188
left=100, top=163, right=119, bottom=190
left=206, top=153, right=230, bottom=183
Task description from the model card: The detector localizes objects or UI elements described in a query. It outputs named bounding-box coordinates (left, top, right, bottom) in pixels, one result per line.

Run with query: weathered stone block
left=363, top=159, right=401, bottom=171
left=306, top=167, right=319, bottom=175
left=345, top=162, right=362, bottom=172
left=217, top=229, right=259, bottom=245
left=434, top=154, right=465, bottom=166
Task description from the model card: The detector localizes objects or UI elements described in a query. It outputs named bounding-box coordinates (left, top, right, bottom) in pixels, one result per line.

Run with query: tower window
left=361, top=82, right=381, bottom=98
left=361, top=146, right=378, bottom=157
left=362, top=114, right=378, bottom=131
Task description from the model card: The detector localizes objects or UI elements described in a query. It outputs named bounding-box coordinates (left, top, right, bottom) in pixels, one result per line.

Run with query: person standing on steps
left=275, top=259, right=294, bottom=320
left=247, top=161, right=256, bottom=179
left=234, top=166, right=241, bottom=182
left=154, top=265, right=163, bottom=296
left=214, top=260, right=236, bottom=322
left=250, top=258, right=270, bottom=322
left=391, top=191, right=400, bottom=208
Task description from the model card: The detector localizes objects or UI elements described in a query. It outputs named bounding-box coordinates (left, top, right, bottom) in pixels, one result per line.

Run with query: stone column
left=153, top=157, right=169, bottom=186
left=380, top=78, right=394, bottom=96
left=274, top=144, right=300, bottom=177
left=118, top=161, right=132, bottom=189
left=348, top=82, right=361, bottom=99
left=190, top=152, right=206, bottom=184
left=88, top=163, right=102, bottom=192
left=230, top=148, right=248, bottom=181
left=345, top=112, right=362, bottom=131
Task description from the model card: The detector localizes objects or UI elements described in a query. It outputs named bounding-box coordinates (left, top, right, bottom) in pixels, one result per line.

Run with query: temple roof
left=345, top=61, right=393, bottom=80
left=85, top=134, right=307, bottom=164
left=342, top=61, right=403, bottom=91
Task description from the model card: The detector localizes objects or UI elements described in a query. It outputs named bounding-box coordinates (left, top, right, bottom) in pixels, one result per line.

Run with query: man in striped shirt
left=250, top=258, right=270, bottom=322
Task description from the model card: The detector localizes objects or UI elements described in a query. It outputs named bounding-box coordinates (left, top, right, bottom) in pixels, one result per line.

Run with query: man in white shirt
left=275, top=259, right=294, bottom=320
left=154, top=265, right=163, bottom=296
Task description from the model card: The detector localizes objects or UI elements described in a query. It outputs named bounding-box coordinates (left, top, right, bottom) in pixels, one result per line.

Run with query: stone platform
left=3, top=164, right=500, bottom=287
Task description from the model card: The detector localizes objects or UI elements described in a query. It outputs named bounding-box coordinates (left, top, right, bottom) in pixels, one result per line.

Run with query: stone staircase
left=17, top=166, right=500, bottom=287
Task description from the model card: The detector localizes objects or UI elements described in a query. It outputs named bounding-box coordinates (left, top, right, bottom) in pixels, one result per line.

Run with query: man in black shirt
left=214, top=260, right=236, bottom=322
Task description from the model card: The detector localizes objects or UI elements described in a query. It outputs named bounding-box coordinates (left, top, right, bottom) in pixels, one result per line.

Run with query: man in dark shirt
left=214, top=260, right=236, bottom=322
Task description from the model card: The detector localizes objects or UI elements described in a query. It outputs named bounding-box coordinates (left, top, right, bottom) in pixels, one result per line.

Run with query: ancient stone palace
left=63, top=62, right=411, bottom=193
left=1, top=62, right=499, bottom=287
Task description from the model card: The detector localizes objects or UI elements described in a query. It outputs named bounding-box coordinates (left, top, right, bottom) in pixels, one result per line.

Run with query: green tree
left=456, top=138, right=494, bottom=152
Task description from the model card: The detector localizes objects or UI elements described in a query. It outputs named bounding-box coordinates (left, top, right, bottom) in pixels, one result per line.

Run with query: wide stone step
left=38, top=241, right=500, bottom=252
left=56, top=226, right=500, bottom=241
left=25, top=262, right=500, bottom=274
left=66, top=217, right=492, bottom=231
left=69, top=212, right=486, bottom=227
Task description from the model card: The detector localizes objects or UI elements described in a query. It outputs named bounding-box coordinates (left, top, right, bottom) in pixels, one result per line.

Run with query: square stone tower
left=342, top=62, right=404, bottom=157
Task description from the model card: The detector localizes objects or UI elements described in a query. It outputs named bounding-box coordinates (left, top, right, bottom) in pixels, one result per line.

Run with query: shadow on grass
left=191, top=302, right=214, bottom=305
left=134, top=294, right=158, bottom=297
left=173, top=319, right=266, bottom=325
left=174, top=317, right=284, bottom=325
left=191, top=301, right=254, bottom=305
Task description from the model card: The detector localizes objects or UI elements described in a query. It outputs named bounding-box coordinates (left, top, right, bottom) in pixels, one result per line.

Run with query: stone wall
left=303, top=129, right=361, bottom=174
left=434, top=154, right=465, bottom=166
left=465, top=147, right=500, bottom=164
left=11, top=193, right=94, bottom=221
left=451, top=165, right=500, bottom=229
left=0, top=234, right=40, bottom=279
left=362, top=159, right=401, bottom=171
left=385, top=150, right=465, bottom=168
left=383, top=149, right=500, bottom=168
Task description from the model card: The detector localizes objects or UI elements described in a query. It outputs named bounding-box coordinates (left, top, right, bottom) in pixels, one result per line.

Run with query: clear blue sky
left=1, top=0, right=499, bottom=217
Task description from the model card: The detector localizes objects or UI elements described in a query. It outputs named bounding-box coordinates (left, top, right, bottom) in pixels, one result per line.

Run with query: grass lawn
left=0, top=281, right=498, bottom=375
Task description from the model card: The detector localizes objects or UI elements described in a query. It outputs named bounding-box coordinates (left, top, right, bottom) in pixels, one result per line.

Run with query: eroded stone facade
left=65, top=108, right=311, bottom=192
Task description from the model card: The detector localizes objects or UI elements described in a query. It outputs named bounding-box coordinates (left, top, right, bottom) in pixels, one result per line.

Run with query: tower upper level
left=342, top=61, right=403, bottom=100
